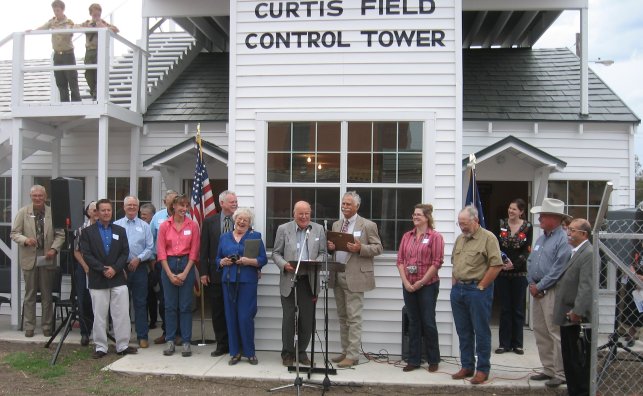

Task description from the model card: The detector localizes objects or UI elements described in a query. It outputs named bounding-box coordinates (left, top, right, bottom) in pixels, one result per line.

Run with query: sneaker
left=182, top=343, right=192, bottom=357
left=163, top=341, right=175, bottom=356
left=545, top=378, right=566, bottom=388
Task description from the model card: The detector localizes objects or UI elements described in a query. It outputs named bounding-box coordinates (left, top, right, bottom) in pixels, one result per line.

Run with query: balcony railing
left=1, top=28, right=149, bottom=115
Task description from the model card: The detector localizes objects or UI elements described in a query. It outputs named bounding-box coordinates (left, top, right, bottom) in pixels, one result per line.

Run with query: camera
left=501, top=252, right=509, bottom=263
left=407, top=265, right=418, bottom=274
left=228, top=254, right=240, bottom=263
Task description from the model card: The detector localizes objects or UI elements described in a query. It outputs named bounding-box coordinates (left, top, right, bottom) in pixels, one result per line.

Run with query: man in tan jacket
left=10, top=185, right=65, bottom=337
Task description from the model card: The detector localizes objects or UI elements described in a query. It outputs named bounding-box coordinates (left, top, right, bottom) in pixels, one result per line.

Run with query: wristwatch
left=477, top=284, right=485, bottom=291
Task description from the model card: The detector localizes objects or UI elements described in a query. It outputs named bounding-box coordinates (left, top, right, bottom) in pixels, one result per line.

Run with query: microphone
left=324, top=219, right=328, bottom=231
left=306, top=224, right=312, bottom=234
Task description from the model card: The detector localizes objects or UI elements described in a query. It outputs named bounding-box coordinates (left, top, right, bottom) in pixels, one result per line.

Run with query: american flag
left=190, top=132, right=216, bottom=229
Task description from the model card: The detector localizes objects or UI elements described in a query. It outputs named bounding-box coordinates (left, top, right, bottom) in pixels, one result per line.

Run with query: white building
left=0, top=0, right=639, bottom=355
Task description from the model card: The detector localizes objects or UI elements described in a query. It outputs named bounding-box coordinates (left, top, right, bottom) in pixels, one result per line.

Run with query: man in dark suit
left=273, top=201, right=327, bottom=366
left=199, top=190, right=237, bottom=357
left=327, top=191, right=383, bottom=368
left=553, top=218, right=593, bottom=396
left=80, top=199, right=137, bottom=359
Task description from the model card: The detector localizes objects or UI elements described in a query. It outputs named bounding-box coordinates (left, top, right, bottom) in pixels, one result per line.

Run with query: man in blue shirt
left=527, top=198, right=572, bottom=388
left=115, top=196, right=154, bottom=348
left=80, top=199, right=137, bottom=358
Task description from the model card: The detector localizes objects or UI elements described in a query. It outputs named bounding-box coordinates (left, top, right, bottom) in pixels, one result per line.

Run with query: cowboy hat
left=530, top=198, right=571, bottom=219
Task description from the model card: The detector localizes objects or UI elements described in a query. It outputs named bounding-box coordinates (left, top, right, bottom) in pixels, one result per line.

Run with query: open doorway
left=476, top=180, right=530, bottom=325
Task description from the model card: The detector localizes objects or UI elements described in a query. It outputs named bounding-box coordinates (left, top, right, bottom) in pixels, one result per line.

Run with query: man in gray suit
left=553, top=218, right=593, bottom=396
left=10, top=185, right=65, bottom=337
left=327, top=191, right=383, bottom=368
left=273, top=201, right=327, bottom=366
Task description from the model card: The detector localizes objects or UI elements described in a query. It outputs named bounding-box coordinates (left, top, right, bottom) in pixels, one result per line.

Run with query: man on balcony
left=78, top=3, right=119, bottom=101
left=33, top=1, right=81, bottom=102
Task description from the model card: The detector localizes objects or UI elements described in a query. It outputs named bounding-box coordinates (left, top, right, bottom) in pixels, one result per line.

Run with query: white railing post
left=11, top=32, right=25, bottom=108
left=97, top=29, right=109, bottom=103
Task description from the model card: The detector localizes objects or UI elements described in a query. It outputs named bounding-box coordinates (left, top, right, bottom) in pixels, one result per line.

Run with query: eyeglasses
left=568, top=228, right=587, bottom=234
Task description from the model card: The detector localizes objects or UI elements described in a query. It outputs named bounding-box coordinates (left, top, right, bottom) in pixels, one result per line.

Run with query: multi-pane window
left=266, top=121, right=423, bottom=251
left=548, top=180, right=605, bottom=222
left=108, top=177, right=152, bottom=219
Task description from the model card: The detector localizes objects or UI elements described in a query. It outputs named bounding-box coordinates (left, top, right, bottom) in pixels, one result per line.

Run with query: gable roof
left=463, top=48, right=640, bottom=123
left=143, top=52, right=229, bottom=122
left=462, top=135, right=567, bottom=172
left=142, top=136, right=228, bottom=170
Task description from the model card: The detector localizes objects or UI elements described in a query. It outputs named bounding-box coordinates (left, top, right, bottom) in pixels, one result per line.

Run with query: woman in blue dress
left=216, top=207, right=267, bottom=365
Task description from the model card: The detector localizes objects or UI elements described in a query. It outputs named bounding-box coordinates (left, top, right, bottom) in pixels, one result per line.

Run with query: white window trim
left=255, top=112, right=436, bottom=239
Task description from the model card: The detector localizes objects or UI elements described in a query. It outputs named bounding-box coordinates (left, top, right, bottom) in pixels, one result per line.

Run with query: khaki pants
left=334, top=272, right=364, bottom=361
left=532, top=288, right=565, bottom=380
left=22, top=265, right=58, bottom=333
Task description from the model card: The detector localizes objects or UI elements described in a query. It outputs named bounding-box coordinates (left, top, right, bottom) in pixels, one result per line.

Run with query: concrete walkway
left=0, top=315, right=562, bottom=392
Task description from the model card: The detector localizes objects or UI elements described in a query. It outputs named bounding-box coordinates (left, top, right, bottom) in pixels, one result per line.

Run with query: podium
left=287, top=260, right=344, bottom=376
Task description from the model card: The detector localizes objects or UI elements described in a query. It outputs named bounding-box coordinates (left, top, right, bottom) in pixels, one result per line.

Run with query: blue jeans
left=450, top=281, right=494, bottom=374
left=161, top=256, right=195, bottom=343
left=403, top=281, right=440, bottom=366
left=74, top=264, right=93, bottom=336
left=127, top=262, right=149, bottom=341
left=495, top=275, right=527, bottom=349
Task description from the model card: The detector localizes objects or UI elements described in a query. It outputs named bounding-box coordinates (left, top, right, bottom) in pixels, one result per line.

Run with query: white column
left=580, top=7, right=589, bottom=115
left=129, top=127, right=140, bottom=196
left=10, top=120, right=24, bottom=328
left=97, top=116, right=109, bottom=199
left=52, top=138, right=61, bottom=179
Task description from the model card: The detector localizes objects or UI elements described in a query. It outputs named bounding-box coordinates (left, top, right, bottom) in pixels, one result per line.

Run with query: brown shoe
left=331, top=354, right=346, bottom=363
left=428, top=363, right=439, bottom=372
left=402, top=364, right=419, bottom=372
left=282, top=355, right=294, bottom=366
left=154, top=334, right=166, bottom=344
left=337, top=358, right=357, bottom=368
left=299, top=356, right=311, bottom=366
left=470, top=371, right=489, bottom=385
left=24, top=330, right=34, bottom=338
left=139, top=339, right=149, bottom=348
left=451, top=368, right=474, bottom=380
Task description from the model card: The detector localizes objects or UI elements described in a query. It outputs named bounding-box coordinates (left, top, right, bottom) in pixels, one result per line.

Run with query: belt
left=456, top=279, right=479, bottom=285
left=54, top=50, right=74, bottom=55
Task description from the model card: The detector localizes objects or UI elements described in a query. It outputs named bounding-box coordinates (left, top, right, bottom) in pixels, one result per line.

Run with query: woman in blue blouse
left=216, top=207, right=267, bottom=365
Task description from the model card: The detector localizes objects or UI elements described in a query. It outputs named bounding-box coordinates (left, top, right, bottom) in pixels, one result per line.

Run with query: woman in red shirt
left=157, top=194, right=200, bottom=357
left=397, top=204, right=445, bottom=373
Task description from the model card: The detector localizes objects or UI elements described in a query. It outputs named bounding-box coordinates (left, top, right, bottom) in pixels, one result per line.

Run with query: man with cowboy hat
left=527, top=198, right=572, bottom=388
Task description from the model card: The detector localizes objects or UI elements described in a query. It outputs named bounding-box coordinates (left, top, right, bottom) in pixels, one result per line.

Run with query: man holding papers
left=327, top=191, right=383, bottom=368
left=273, top=201, right=327, bottom=366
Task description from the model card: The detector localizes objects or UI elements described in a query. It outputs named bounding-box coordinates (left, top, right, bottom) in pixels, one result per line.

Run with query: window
left=0, top=177, right=11, bottom=268
left=108, top=177, right=152, bottom=219
left=266, top=121, right=424, bottom=251
left=548, top=180, right=605, bottom=222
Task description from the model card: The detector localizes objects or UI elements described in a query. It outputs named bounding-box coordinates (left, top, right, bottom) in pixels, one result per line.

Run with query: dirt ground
left=0, top=341, right=567, bottom=396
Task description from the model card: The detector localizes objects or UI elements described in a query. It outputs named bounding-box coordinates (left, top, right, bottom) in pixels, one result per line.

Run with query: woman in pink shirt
left=157, top=194, right=200, bottom=357
left=397, top=204, right=444, bottom=373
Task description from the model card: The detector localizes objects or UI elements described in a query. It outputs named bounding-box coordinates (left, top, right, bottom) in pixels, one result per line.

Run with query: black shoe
left=211, top=347, right=229, bottom=357
left=81, top=335, right=90, bottom=346
left=495, top=347, right=507, bottom=354
left=149, top=322, right=157, bottom=330
left=116, top=346, right=138, bottom=356
left=513, top=347, right=524, bottom=355
left=530, top=373, right=552, bottom=381
left=92, top=350, right=107, bottom=359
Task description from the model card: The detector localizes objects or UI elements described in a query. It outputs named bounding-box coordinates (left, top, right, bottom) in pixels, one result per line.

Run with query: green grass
left=3, top=347, right=92, bottom=380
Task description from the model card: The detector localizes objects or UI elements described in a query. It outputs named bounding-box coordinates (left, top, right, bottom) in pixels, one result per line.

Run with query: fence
left=592, top=182, right=643, bottom=395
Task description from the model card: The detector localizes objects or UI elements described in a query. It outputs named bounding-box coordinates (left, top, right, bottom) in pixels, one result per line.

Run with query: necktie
left=223, top=216, right=232, bottom=233
left=341, top=219, right=350, bottom=233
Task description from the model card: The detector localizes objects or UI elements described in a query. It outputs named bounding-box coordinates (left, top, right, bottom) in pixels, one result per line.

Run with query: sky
left=0, top=0, right=641, bottom=154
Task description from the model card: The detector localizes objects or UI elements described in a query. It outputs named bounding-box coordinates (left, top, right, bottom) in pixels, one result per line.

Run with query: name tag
left=422, top=238, right=429, bottom=244
left=184, top=229, right=191, bottom=236
left=534, top=245, right=540, bottom=251
left=135, top=227, right=143, bottom=232
left=297, top=242, right=300, bottom=249
left=354, top=231, right=362, bottom=237
left=158, top=219, right=165, bottom=224
left=112, top=234, right=119, bottom=240
left=315, top=238, right=320, bottom=241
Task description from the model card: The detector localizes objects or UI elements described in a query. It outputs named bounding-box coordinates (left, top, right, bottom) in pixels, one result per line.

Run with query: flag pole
left=196, top=123, right=207, bottom=346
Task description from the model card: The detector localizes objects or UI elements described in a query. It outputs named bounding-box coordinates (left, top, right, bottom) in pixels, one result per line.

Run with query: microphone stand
left=269, top=227, right=319, bottom=395
left=321, top=220, right=333, bottom=392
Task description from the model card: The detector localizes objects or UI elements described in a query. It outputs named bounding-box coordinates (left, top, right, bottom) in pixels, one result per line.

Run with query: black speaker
left=51, top=177, right=84, bottom=230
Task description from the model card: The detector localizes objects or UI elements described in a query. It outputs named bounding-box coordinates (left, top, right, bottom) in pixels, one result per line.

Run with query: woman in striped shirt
left=397, top=203, right=445, bottom=373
